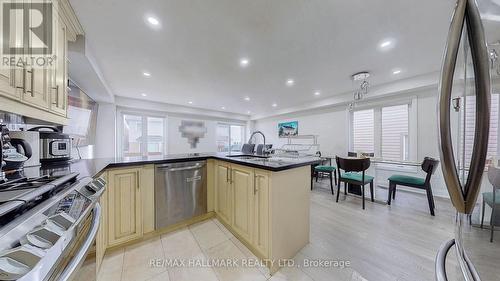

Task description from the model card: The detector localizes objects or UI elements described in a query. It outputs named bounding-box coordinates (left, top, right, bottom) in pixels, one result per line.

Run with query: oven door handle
left=58, top=203, right=101, bottom=281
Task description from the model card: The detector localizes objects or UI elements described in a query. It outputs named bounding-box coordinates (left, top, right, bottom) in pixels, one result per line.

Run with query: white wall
left=167, top=116, right=218, bottom=154
left=253, top=107, right=348, bottom=157
left=95, top=102, right=116, bottom=158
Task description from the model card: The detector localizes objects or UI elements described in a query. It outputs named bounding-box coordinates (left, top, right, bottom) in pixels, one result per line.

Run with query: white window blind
left=381, top=104, right=409, bottom=161
left=461, top=94, right=499, bottom=168
left=352, top=109, right=374, bottom=153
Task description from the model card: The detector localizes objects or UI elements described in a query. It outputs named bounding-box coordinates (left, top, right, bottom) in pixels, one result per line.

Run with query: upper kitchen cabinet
left=49, top=12, right=68, bottom=116
left=0, top=0, right=83, bottom=124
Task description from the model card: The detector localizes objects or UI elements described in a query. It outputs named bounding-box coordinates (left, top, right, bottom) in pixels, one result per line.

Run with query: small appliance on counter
left=1, top=125, right=32, bottom=172
left=27, top=126, right=72, bottom=164
left=9, top=130, right=40, bottom=167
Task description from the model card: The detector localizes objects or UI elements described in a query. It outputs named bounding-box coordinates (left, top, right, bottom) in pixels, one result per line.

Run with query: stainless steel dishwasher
left=155, top=161, right=207, bottom=229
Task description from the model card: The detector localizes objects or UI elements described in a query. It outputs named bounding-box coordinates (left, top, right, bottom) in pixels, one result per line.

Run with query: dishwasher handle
left=156, top=163, right=205, bottom=172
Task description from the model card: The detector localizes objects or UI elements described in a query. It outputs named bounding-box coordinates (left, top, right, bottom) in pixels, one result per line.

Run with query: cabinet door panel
left=232, top=166, right=253, bottom=242
left=21, top=0, right=49, bottom=108
left=48, top=14, right=67, bottom=116
left=0, top=69, right=17, bottom=99
left=253, top=171, right=270, bottom=257
left=215, top=163, right=232, bottom=225
left=108, top=168, right=142, bottom=246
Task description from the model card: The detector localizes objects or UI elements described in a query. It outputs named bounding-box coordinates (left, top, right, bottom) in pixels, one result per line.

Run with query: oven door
left=48, top=204, right=101, bottom=281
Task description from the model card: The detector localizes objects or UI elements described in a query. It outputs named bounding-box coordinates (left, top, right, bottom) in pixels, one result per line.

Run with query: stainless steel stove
left=0, top=172, right=106, bottom=281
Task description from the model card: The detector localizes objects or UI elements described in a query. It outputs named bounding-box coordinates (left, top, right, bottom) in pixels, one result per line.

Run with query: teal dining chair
left=312, top=157, right=336, bottom=194
left=387, top=157, right=439, bottom=216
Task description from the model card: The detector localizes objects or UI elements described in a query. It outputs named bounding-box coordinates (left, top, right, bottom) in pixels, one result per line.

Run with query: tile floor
left=95, top=180, right=500, bottom=281
left=97, top=217, right=327, bottom=281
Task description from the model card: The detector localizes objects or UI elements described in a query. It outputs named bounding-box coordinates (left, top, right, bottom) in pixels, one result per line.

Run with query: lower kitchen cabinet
left=107, top=167, right=143, bottom=247
left=215, top=161, right=232, bottom=226
left=103, top=165, right=155, bottom=248
left=253, top=170, right=270, bottom=257
left=214, top=160, right=310, bottom=274
left=231, top=165, right=254, bottom=242
left=214, top=161, right=270, bottom=259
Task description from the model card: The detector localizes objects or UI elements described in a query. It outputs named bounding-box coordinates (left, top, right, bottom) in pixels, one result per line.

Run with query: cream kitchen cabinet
left=253, top=170, right=270, bottom=258
left=49, top=13, right=68, bottom=116
left=104, top=165, right=155, bottom=248
left=215, top=161, right=269, bottom=257
left=214, top=160, right=310, bottom=274
left=107, top=167, right=143, bottom=247
left=215, top=161, right=232, bottom=226
left=0, top=69, right=17, bottom=100
left=0, top=0, right=82, bottom=124
left=231, top=164, right=254, bottom=242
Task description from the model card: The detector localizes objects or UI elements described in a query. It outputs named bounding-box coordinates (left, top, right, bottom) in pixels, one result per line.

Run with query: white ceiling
left=68, top=0, right=500, bottom=117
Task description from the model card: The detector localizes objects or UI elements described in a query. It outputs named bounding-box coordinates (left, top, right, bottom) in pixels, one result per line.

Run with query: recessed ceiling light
left=188, top=101, right=193, bottom=104
left=143, top=72, right=151, bottom=77
left=221, top=106, right=225, bottom=110
left=272, top=103, right=277, bottom=107
left=247, top=110, right=251, bottom=114
left=240, top=58, right=250, bottom=67
left=286, top=79, right=294, bottom=86
left=147, top=16, right=160, bottom=26
left=141, top=93, right=147, bottom=97
left=379, top=38, right=395, bottom=50
left=314, top=91, right=321, bottom=96
left=392, top=69, right=402, bottom=75
left=244, top=96, right=250, bottom=101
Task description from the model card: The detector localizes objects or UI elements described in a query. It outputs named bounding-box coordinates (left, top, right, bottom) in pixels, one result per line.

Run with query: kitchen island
left=20, top=153, right=320, bottom=274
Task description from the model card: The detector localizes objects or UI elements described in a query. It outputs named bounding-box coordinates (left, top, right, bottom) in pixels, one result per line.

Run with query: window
left=350, top=102, right=412, bottom=160
left=217, top=124, right=245, bottom=152
left=352, top=109, right=374, bottom=154
left=461, top=94, right=499, bottom=168
left=381, top=104, right=409, bottom=160
left=121, top=113, right=166, bottom=157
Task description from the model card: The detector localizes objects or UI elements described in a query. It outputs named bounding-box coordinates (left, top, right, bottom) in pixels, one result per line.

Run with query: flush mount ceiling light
left=143, top=72, right=151, bottom=77
left=221, top=106, right=225, bottom=110
left=379, top=38, right=395, bottom=51
left=392, top=69, right=402, bottom=75
left=146, top=16, right=160, bottom=26
left=247, top=110, right=251, bottom=114
left=188, top=101, right=193, bottom=104
left=240, top=58, right=250, bottom=67
left=272, top=103, right=277, bottom=107
left=314, top=91, right=321, bottom=96
left=141, top=93, right=147, bottom=97
left=244, top=96, right=250, bottom=101
left=286, top=79, right=294, bottom=86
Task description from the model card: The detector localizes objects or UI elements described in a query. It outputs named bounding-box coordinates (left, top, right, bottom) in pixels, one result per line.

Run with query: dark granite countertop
left=17, top=153, right=321, bottom=179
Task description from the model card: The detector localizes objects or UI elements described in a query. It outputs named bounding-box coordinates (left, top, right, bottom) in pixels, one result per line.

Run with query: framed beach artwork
left=278, top=121, right=298, bottom=137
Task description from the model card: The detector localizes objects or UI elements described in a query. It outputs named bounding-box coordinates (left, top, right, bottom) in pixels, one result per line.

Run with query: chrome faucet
left=248, top=131, right=268, bottom=155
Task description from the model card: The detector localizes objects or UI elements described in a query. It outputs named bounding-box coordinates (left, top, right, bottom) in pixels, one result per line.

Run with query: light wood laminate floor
left=94, top=180, right=500, bottom=281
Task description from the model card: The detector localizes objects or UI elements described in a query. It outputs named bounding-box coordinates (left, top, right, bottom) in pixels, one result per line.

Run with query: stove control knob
left=20, top=226, right=61, bottom=250
left=0, top=245, right=44, bottom=280
left=86, top=178, right=106, bottom=193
